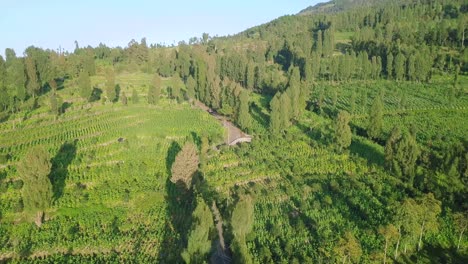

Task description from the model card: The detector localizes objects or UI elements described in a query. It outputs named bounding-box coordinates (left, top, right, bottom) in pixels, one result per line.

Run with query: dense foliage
left=0, top=0, right=467, bottom=263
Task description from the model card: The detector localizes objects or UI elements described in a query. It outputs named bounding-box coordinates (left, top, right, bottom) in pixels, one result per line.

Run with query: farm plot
left=0, top=103, right=224, bottom=262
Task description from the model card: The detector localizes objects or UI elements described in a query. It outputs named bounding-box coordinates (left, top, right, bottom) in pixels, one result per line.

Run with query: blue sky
left=0, top=0, right=321, bottom=56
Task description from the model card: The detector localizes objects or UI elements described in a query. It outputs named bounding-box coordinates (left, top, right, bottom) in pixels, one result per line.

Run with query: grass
left=0, top=73, right=223, bottom=262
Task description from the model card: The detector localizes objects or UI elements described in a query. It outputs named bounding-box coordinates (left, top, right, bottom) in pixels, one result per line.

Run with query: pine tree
left=269, top=93, right=281, bottom=133
left=17, top=146, right=52, bottom=226
left=181, top=197, right=214, bottom=263
left=237, top=89, right=252, bottom=131
left=121, top=92, right=127, bottom=105
left=395, top=52, right=405, bottom=81
left=368, top=96, right=384, bottom=139
left=186, top=75, right=196, bottom=100
left=245, top=63, right=255, bottom=90
left=105, top=69, right=116, bottom=102
left=231, top=196, right=254, bottom=264
left=25, top=56, right=39, bottom=99
left=132, top=89, right=139, bottom=104
left=50, top=92, right=59, bottom=115
left=335, top=111, right=352, bottom=152
left=78, top=70, right=91, bottom=101
left=287, top=67, right=301, bottom=119
left=280, top=93, right=291, bottom=131
left=386, top=52, right=393, bottom=79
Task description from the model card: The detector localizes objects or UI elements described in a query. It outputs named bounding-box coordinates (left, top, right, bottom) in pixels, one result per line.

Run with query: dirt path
left=194, top=101, right=251, bottom=145
left=211, top=202, right=232, bottom=264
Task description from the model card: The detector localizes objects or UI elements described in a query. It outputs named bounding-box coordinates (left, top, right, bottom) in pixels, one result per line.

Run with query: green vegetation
left=0, top=0, right=467, bottom=263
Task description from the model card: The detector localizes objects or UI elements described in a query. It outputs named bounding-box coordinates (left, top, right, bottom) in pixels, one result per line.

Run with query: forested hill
left=0, top=0, right=467, bottom=263
left=298, top=0, right=381, bottom=15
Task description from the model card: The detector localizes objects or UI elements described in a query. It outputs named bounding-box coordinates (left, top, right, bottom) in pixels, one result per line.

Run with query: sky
left=0, top=0, right=322, bottom=56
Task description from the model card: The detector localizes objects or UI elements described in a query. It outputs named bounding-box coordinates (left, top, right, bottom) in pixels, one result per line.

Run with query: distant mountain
left=298, top=0, right=380, bottom=15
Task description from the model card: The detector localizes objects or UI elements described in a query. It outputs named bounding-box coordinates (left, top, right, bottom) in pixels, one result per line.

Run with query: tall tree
left=367, top=96, right=384, bottom=139
left=231, top=195, right=254, bottom=264
left=181, top=197, right=214, bottom=263
left=237, top=89, right=252, bottom=131
left=0, top=56, right=8, bottom=111
left=333, top=231, right=362, bottom=264
left=121, top=92, right=127, bottom=105
left=394, top=52, right=405, bottom=81
left=171, top=142, right=199, bottom=189
left=280, top=93, right=291, bottom=131
left=386, top=52, right=393, bottom=79
left=105, top=68, right=116, bottom=102
left=78, top=70, right=91, bottom=101
left=379, top=224, right=399, bottom=264
left=269, top=93, right=281, bottom=133
left=17, top=146, right=52, bottom=226
left=25, top=56, right=39, bottom=99
left=335, top=111, right=352, bottom=152
left=186, top=75, right=196, bottom=100
left=453, top=211, right=468, bottom=251
left=132, top=89, right=139, bottom=104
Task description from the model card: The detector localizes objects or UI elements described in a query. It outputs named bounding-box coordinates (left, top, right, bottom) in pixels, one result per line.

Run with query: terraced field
left=0, top=97, right=224, bottom=262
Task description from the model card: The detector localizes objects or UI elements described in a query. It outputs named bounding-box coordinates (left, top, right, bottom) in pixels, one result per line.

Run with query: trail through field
left=194, top=101, right=252, bottom=145
left=211, top=202, right=232, bottom=264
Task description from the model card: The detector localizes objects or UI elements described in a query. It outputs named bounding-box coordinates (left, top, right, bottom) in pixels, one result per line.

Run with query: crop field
left=0, top=80, right=224, bottom=261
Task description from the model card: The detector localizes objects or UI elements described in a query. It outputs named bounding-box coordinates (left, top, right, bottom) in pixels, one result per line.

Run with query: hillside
left=0, top=0, right=467, bottom=263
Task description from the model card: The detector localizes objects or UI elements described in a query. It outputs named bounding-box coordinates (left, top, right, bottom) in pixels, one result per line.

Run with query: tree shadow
left=190, top=131, right=202, bottom=150
left=349, top=137, right=384, bottom=167
left=158, top=143, right=196, bottom=262
left=49, top=140, right=78, bottom=200
left=60, top=102, right=73, bottom=113
left=165, top=141, right=181, bottom=176
left=250, top=103, right=269, bottom=131
left=90, top=87, right=103, bottom=102
left=114, top=84, right=121, bottom=103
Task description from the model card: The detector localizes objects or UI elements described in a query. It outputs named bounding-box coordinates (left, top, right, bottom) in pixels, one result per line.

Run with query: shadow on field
left=158, top=142, right=195, bottom=262
left=350, top=137, right=384, bottom=167
left=49, top=140, right=77, bottom=200
left=166, top=141, right=181, bottom=176
left=250, top=103, right=269, bottom=130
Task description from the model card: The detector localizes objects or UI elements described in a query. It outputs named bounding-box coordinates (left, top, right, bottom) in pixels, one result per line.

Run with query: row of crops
left=0, top=99, right=224, bottom=261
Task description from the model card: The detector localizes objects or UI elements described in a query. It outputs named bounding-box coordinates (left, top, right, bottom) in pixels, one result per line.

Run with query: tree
left=49, top=92, right=59, bottom=116
left=132, top=89, right=139, bottom=104
left=335, top=111, right=352, bottom=152
left=170, top=142, right=199, bottom=189
left=386, top=128, right=419, bottom=182
left=416, top=193, right=441, bottom=251
left=17, top=146, right=52, bottom=226
left=270, top=93, right=281, bottom=133
left=379, top=224, right=399, bottom=264
left=333, top=231, right=362, bottom=263
left=367, top=96, right=383, bottom=139
left=0, top=56, right=8, bottom=111
left=148, top=74, right=161, bottom=105
left=237, top=90, right=252, bottom=131
left=121, top=92, right=127, bottom=105
left=25, top=56, right=39, bottom=99
left=453, top=211, right=467, bottom=251
left=171, top=75, right=182, bottom=102
left=105, top=69, right=116, bottom=102
left=394, top=52, right=405, bottom=81
left=231, top=196, right=254, bottom=264
left=280, top=93, right=291, bottom=131
left=186, top=75, right=196, bottom=100
left=78, top=70, right=91, bottom=101
left=287, top=66, right=301, bottom=119
left=181, top=197, right=214, bottom=263
left=386, top=52, right=393, bottom=79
